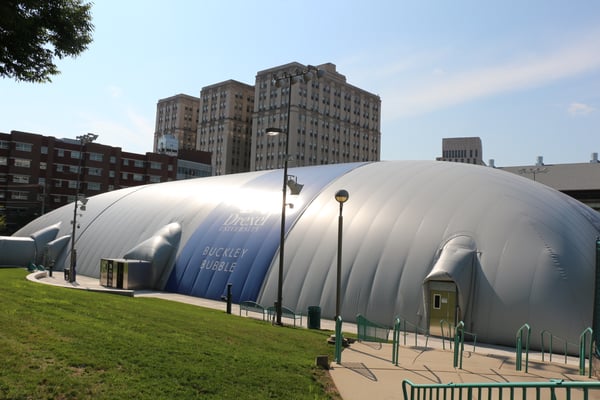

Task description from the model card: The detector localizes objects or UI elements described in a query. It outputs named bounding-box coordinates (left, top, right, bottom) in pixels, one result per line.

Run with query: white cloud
left=380, top=30, right=600, bottom=119
left=568, top=102, right=595, bottom=116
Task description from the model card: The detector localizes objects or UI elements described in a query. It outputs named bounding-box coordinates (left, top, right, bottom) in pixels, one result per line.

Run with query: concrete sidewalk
left=329, top=340, right=594, bottom=400
left=29, top=271, right=599, bottom=400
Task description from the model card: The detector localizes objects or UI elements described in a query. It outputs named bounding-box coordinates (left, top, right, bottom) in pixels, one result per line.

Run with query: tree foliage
left=0, top=0, right=94, bottom=83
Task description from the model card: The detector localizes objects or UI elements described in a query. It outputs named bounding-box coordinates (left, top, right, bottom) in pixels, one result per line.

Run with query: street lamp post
left=267, top=64, right=323, bottom=325
left=69, top=133, right=98, bottom=283
left=334, top=190, right=349, bottom=320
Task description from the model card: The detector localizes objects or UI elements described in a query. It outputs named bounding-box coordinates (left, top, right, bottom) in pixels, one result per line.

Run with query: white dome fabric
left=14, top=161, right=600, bottom=348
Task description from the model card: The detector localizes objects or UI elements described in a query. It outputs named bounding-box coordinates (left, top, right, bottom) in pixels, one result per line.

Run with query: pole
left=69, top=140, right=86, bottom=283
left=336, top=201, right=343, bottom=319
left=593, top=237, right=600, bottom=356
left=276, top=74, right=293, bottom=326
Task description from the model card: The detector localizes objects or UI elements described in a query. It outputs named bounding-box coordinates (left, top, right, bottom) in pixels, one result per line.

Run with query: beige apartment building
left=251, top=62, right=381, bottom=171
left=154, top=62, right=381, bottom=175
left=196, top=80, right=255, bottom=175
left=153, top=94, right=200, bottom=153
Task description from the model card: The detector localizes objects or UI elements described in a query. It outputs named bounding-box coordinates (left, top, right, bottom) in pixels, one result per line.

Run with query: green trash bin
left=307, top=306, right=321, bottom=329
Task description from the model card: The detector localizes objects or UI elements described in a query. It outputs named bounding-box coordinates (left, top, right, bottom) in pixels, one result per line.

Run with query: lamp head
left=287, top=179, right=304, bottom=195
left=335, top=189, right=349, bottom=204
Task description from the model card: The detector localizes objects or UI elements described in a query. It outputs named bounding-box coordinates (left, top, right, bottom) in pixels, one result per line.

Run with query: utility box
left=99, top=258, right=152, bottom=290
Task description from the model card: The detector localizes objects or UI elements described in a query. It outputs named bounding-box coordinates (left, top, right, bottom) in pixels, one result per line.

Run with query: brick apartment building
left=0, top=130, right=211, bottom=234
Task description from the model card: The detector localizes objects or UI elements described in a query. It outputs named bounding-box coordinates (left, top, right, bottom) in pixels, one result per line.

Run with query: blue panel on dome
left=164, top=163, right=366, bottom=302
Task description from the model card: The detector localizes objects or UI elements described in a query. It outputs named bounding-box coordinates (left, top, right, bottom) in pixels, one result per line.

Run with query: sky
left=1, top=0, right=599, bottom=167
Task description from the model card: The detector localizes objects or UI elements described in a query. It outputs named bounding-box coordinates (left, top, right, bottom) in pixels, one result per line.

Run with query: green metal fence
left=540, top=330, right=574, bottom=364
left=392, top=317, right=430, bottom=366
left=402, top=379, right=600, bottom=400
left=356, top=313, right=390, bottom=343
left=453, top=321, right=465, bottom=369
left=579, top=327, right=593, bottom=377
left=516, top=323, right=531, bottom=372
left=440, top=319, right=477, bottom=352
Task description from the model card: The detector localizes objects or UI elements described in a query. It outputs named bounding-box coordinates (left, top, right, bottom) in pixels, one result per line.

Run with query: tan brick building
left=251, top=62, right=381, bottom=171
left=153, top=94, right=200, bottom=153
left=196, top=80, right=255, bottom=175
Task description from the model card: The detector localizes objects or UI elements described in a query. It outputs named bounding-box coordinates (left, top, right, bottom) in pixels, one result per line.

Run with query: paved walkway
left=28, top=271, right=599, bottom=400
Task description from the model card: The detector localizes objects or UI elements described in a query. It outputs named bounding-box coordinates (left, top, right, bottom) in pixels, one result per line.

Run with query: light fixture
left=287, top=175, right=303, bottom=195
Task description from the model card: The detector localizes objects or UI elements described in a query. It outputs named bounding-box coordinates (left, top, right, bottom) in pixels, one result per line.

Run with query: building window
left=0, top=141, right=8, bottom=149
left=433, top=294, right=441, bottom=309
left=11, top=191, right=29, bottom=200
left=133, top=174, right=143, bottom=182
left=89, top=168, right=102, bottom=176
left=134, top=160, right=144, bottom=168
left=71, top=150, right=82, bottom=160
left=12, top=174, right=30, bottom=183
left=41, top=146, right=48, bottom=154
left=150, top=161, right=162, bottom=170
left=110, top=156, right=116, bottom=164
left=89, top=152, right=103, bottom=161
left=109, top=170, right=115, bottom=178
left=14, top=158, right=31, bottom=168
left=0, top=157, right=6, bottom=166
left=68, top=180, right=78, bottom=189
left=121, top=172, right=128, bottom=179
left=15, top=142, right=32, bottom=152
left=87, top=182, right=101, bottom=191
left=40, top=162, right=47, bottom=170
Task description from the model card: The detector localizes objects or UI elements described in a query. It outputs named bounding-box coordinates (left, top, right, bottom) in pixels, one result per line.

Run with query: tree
left=0, top=0, right=94, bottom=83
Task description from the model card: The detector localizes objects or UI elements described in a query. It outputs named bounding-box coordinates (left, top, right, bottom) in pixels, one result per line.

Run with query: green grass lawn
left=0, top=269, right=340, bottom=399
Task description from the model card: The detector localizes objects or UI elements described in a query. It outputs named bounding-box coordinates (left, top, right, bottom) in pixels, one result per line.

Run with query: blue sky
left=1, top=0, right=599, bottom=167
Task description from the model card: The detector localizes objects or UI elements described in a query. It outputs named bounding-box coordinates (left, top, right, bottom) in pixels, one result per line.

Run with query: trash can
left=307, top=306, right=321, bottom=329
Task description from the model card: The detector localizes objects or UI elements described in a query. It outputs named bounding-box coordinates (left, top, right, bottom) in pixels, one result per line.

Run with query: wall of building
left=0, top=130, right=210, bottom=234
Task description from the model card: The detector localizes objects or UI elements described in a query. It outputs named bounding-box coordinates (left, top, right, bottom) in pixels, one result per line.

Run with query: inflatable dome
left=9, top=161, right=600, bottom=348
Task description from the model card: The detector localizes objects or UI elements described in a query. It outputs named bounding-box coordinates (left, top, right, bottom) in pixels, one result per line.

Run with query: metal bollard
left=221, top=283, right=233, bottom=314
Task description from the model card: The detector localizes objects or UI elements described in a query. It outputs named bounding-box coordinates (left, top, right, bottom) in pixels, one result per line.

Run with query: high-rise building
left=251, top=62, right=381, bottom=171
left=438, top=137, right=483, bottom=165
left=196, top=80, right=255, bottom=175
left=154, top=94, right=200, bottom=153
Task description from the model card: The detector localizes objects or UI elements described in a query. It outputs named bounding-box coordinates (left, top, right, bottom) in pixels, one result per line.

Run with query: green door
left=428, top=281, right=457, bottom=337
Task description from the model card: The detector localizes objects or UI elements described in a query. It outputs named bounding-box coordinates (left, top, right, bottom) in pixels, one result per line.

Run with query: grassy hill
left=0, top=269, right=339, bottom=399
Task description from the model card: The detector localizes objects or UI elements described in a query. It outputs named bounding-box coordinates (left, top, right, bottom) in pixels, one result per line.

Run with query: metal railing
left=402, top=379, right=600, bottom=400
left=579, top=327, right=593, bottom=377
left=440, top=319, right=477, bottom=352
left=356, top=313, right=390, bottom=343
left=515, top=323, right=531, bottom=372
left=540, top=330, right=574, bottom=364
left=392, top=317, right=430, bottom=366
left=453, top=321, right=465, bottom=369
left=394, top=316, right=430, bottom=347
